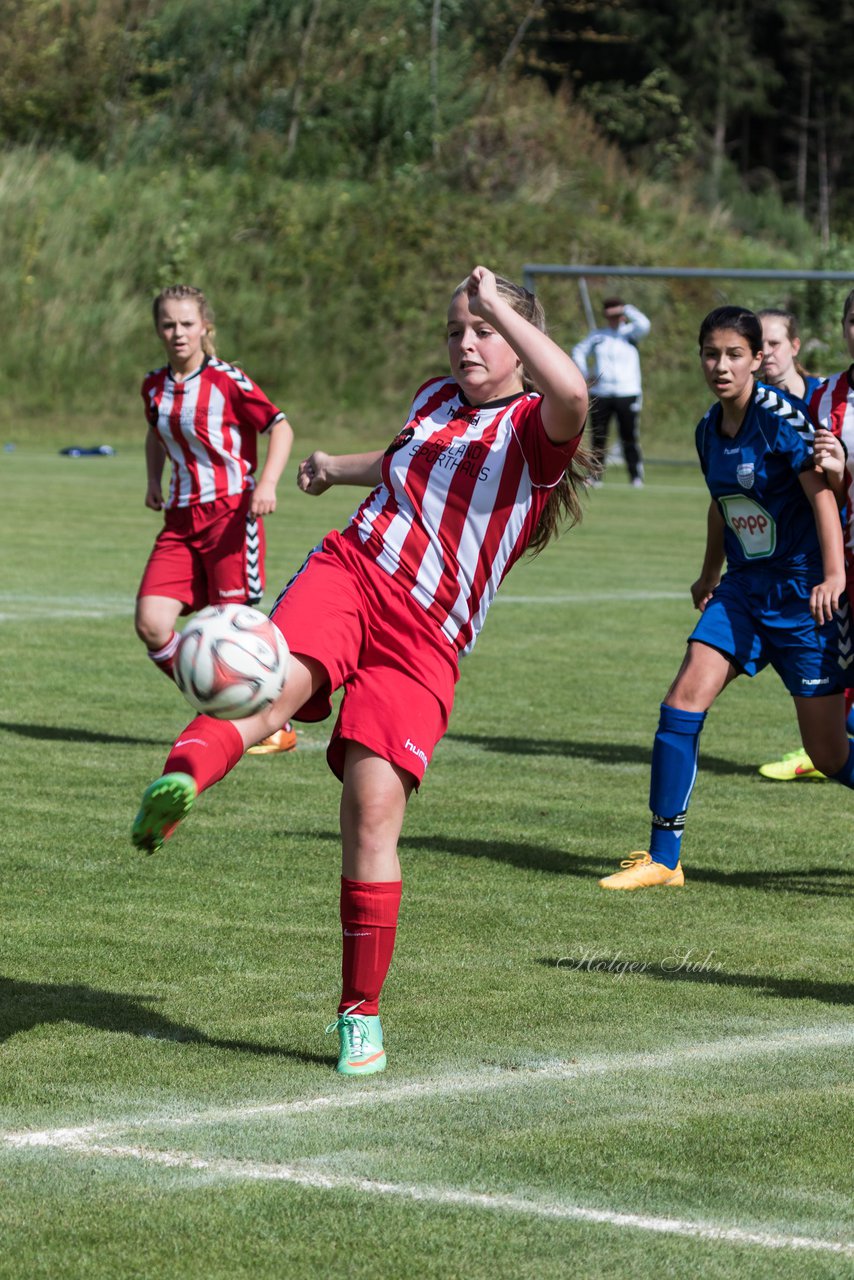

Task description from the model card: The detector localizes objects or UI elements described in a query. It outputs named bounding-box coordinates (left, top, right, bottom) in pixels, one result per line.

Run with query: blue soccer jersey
left=803, top=373, right=825, bottom=401
left=695, top=382, right=818, bottom=574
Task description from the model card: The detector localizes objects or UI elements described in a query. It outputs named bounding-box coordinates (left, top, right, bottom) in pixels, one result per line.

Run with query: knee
left=134, top=602, right=170, bottom=651
left=135, top=617, right=159, bottom=649
left=341, top=793, right=396, bottom=858
left=805, top=742, right=848, bottom=777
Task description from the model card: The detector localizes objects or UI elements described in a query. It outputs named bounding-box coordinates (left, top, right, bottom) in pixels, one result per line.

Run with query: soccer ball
left=174, top=604, right=290, bottom=720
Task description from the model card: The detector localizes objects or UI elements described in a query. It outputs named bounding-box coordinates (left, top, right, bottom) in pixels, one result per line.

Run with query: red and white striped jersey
left=343, top=376, right=580, bottom=654
left=811, top=369, right=854, bottom=556
left=142, top=357, right=285, bottom=509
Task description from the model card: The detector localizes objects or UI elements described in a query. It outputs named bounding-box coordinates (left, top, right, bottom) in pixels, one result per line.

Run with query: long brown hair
left=152, top=284, right=217, bottom=357
left=455, top=273, right=594, bottom=553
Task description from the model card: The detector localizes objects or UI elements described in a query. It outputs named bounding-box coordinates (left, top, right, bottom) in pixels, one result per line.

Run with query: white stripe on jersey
left=203, top=384, right=244, bottom=499
left=441, top=417, right=534, bottom=649
left=460, top=470, right=534, bottom=654
left=367, top=410, right=505, bottom=634
left=144, top=359, right=283, bottom=509
left=176, top=378, right=217, bottom=502
left=349, top=379, right=569, bottom=652
left=813, top=372, right=854, bottom=554
left=156, top=380, right=195, bottom=505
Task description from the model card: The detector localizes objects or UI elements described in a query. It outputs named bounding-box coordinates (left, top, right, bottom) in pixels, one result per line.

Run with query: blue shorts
left=689, top=571, right=851, bottom=697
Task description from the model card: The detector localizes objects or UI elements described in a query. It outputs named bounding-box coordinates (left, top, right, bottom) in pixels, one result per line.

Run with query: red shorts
left=137, top=491, right=265, bottom=613
left=270, top=530, right=459, bottom=785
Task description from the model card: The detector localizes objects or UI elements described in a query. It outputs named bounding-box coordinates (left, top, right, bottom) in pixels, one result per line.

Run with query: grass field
left=0, top=444, right=852, bottom=1279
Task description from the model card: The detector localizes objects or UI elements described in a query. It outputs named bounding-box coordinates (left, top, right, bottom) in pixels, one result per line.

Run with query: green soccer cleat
left=758, top=748, right=825, bottom=781
left=131, top=772, right=197, bottom=855
left=325, top=1003, right=386, bottom=1076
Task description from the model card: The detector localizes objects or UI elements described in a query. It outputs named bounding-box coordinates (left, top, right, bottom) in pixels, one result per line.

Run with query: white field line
left=14, top=1138, right=854, bottom=1258
left=5, top=1023, right=852, bottom=1149
left=4, top=1025, right=853, bottom=1256
left=0, top=592, right=133, bottom=622
left=0, top=589, right=688, bottom=623
left=497, top=590, right=688, bottom=604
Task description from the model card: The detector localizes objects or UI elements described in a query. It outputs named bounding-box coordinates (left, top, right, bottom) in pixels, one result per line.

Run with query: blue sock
left=648, top=703, right=707, bottom=869
left=831, top=739, right=854, bottom=788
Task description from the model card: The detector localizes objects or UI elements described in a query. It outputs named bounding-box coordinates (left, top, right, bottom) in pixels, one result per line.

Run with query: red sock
left=846, top=688, right=854, bottom=727
left=339, top=877, right=402, bottom=1016
left=163, top=716, right=245, bottom=794
left=147, top=632, right=180, bottom=680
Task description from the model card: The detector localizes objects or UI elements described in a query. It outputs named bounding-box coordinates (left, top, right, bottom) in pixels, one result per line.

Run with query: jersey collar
left=167, top=355, right=209, bottom=384
left=457, top=388, right=527, bottom=411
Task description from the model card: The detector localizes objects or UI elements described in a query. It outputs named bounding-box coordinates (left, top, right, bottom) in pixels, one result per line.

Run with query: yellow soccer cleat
left=599, top=852, right=685, bottom=890
left=758, top=747, right=825, bottom=781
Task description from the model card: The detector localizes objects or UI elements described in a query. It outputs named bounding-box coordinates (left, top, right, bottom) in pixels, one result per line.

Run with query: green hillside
left=2, top=80, right=852, bottom=457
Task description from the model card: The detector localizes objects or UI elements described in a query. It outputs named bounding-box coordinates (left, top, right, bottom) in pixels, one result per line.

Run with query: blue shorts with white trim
left=689, top=570, right=851, bottom=697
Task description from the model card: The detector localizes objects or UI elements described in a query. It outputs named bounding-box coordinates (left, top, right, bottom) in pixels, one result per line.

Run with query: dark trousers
left=590, top=395, right=643, bottom=481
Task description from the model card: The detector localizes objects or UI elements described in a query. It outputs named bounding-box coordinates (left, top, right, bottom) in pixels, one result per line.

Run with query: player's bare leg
left=326, top=746, right=412, bottom=1075
left=135, top=593, right=184, bottom=679
left=795, top=693, right=849, bottom=777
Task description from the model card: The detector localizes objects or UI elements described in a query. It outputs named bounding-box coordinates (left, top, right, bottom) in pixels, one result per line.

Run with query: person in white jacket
left=572, top=297, right=651, bottom=487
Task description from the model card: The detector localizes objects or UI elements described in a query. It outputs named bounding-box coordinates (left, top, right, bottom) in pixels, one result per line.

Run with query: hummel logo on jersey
left=755, top=385, right=814, bottom=440
left=838, top=606, right=852, bottom=669
left=446, top=403, right=480, bottom=426
left=209, top=357, right=254, bottom=392
left=724, top=447, right=740, bottom=455
left=218, top=588, right=248, bottom=598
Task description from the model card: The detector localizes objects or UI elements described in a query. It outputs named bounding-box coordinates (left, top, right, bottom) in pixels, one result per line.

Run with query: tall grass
left=1, top=90, right=848, bottom=455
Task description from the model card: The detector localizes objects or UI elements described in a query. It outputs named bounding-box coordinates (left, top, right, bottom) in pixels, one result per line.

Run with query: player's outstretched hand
left=690, top=574, right=719, bottom=612
left=810, top=573, right=844, bottom=625
left=298, top=451, right=333, bottom=495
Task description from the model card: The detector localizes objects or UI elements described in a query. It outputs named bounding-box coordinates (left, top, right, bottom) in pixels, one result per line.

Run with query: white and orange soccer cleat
left=598, top=852, right=685, bottom=890
left=246, top=723, right=298, bottom=755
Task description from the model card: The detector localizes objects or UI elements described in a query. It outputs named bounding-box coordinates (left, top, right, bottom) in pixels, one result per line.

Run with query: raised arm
left=621, top=303, right=651, bottom=343
left=297, top=449, right=385, bottom=496
left=466, top=265, right=588, bottom=444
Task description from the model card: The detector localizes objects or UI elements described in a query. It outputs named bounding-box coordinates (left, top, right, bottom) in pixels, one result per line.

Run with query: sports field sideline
left=0, top=448, right=851, bottom=1279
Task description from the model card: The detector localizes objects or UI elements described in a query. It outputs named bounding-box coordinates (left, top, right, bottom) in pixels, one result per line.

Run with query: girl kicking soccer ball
left=131, top=266, right=591, bottom=1074
left=599, top=305, right=851, bottom=890
left=135, top=284, right=297, bottom=754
